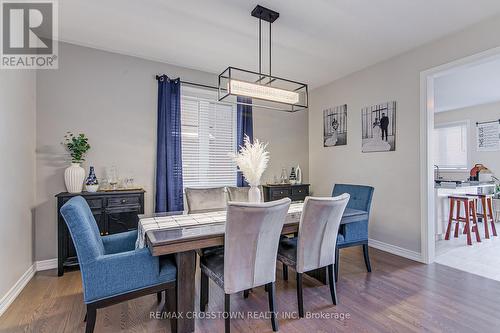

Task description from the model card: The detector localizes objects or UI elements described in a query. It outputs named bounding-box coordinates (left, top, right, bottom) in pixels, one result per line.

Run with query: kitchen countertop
left=434, top=181, right=495, bottom=189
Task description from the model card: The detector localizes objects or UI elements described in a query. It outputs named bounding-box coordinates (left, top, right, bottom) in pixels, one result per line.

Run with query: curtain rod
left=476, top=119, right=500, bottom=126
left=155, top=75, right=218, bottom=91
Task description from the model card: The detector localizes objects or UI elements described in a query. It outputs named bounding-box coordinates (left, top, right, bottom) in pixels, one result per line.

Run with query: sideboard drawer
left=62, top=197, right=102, bottom=209
left=270, top=188, right=291, bottom=200
left=263, top=184, right=310, bottom=202
left=291, top=186, right=309, bottom=197
left=86, top=198, right=103, bottom=209
left=107, top=196, right=140, bottom=207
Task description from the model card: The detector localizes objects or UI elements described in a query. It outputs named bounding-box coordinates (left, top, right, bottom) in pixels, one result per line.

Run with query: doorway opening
left=420, top=48, right=500, bottom=281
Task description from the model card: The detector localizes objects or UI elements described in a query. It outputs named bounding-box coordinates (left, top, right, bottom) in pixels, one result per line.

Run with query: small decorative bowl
left=85, top=184, right=99, bottom=192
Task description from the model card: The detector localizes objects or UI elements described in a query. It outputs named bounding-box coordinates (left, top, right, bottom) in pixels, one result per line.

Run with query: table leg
left=175, top=251, right=197, bottom=333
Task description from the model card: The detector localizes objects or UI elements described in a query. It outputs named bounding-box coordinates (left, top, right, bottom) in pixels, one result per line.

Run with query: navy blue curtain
left=155, top=75, right=184, bottom=212
left=236, top=96, right=253, bottom=187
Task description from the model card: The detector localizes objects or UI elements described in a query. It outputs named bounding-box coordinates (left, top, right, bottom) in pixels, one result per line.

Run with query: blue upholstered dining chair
left=60, top=196, right=177, bottom=333
left=333, top=184, right=374, bottom=282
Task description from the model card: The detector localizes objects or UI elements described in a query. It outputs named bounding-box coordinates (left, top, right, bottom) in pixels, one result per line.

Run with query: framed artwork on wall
left=323, top=104, right=347, bottom=147
left=361, top=101, right=396, bottom=152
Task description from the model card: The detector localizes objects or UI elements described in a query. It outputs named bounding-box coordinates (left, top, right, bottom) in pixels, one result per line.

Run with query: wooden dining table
left=137, top=203, right=368, bottom=333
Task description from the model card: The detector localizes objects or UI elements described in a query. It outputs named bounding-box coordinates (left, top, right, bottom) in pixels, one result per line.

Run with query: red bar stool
left=444, top=196, right=481, bottom=245
left=466, top=194, right=497, bottom=239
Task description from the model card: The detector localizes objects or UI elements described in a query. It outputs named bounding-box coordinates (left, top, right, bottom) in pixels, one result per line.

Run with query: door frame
left=419, top=46, right=500, bottom=264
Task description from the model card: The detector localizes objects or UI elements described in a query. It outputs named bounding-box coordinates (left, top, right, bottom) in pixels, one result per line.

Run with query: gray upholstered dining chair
left=199, top=198, right=291, bottom=333
left=185, top=187, right=227, bottom=256
left=277, top=194, right=349, bottom=317
left=226, top=186, right=249, bottom=202
left=227, top=186, right=262, bottom=202
left=185, top=187, right=227, bottom=213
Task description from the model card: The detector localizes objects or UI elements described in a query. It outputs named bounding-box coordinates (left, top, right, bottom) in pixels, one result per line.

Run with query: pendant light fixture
left=218, top=5, right=308, bottom=112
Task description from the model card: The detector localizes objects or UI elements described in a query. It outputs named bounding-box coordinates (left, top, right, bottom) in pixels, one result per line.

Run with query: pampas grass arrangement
left=232, top=135, right=270, bottom=186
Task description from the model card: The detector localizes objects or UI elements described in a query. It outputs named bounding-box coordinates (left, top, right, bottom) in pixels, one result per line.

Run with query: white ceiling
left=59, top=0, right=500, bottom=88
left=434, top=57, right=500, bottom=112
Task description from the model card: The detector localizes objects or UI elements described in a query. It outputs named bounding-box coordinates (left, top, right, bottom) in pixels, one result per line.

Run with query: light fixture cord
left=259, top=18, right=262, bottom=76
left=269, top=21, right=272, bottom=79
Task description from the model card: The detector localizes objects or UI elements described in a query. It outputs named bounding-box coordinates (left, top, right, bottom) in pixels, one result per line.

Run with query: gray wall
left=0, top=71, right=36, bottom=302
left=309, top=14, right=500, bottom=254
left=35, top=42, right=308, bottom=261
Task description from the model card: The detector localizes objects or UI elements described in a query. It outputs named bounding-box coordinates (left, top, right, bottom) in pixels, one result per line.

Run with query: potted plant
left=231, top=135, right=269, bottom=202
left=62, top=132, right=91, bottom=193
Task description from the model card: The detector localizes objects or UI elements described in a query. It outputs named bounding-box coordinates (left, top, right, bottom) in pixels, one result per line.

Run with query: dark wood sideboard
left=56, top=190, right=145, bottom=276
left=262, top=184, right=310, bottom=202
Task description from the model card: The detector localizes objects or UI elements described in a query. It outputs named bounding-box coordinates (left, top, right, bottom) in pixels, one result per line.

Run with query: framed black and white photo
left=361, top=101, right=396, bottom=152
left=323, top=104, right=347, bottom=147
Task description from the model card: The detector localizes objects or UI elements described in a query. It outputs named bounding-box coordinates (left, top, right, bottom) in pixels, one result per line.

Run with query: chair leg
left=482, top=197, right=490, bottom=239
left=334, top=247, right=339, bottom=282
left=471, top=201, right=481, bottom=243
left=157, top=291, right=162, bottom=304
left=296, top=272, right=304, bottom=318
left=487, top=198, right=498, bottom=236
left=264, top=284, right=269, bottom=292
left=445, top=198, right=455, bottom=240
left=454, top=200, right=461, bottom=238
left=200, top=270, right=209, bottom=312
left=267, top=282, right=279, bottom=332
left=327, top=264, right=337, bottom=305
left=166, top=288, right=177, bottom=333
left=243, top=289, right=250, bottom=299
left=464, top=201, right=472, bottom=246
left=362, top=243, right=372, bottom=272
left=85, top=304, right=97, bottom=333
left=283, top=263, right=288, bottom=281
left=224, top=293, right=231, bottom=333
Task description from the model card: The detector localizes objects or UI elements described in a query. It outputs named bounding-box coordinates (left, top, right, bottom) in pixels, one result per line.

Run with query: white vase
left=296, top=165, right=302, bottom=184
left=64, top=163, right=85, bottom=193
left=248, top=185, right=261, bottom=203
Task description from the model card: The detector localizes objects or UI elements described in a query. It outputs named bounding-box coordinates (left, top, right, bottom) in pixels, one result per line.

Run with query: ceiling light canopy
left=218, top=5, right=308, bottom=112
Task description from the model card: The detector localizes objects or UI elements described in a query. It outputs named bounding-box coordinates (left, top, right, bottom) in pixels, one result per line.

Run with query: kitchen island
left=435, top=182, right=495, bottom=239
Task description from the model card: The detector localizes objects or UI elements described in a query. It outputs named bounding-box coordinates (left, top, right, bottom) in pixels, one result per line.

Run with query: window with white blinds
left=433, top=121, right=469, bottom=170
left=181, top=86, right=237, bottom=188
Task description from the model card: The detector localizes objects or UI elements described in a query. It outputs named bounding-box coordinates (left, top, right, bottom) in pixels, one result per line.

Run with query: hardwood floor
left=2, top=247, right=500, bottom=332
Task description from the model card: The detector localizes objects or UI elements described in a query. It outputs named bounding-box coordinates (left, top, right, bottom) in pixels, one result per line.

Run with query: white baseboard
left=0, top=258, right=59, bottom=317
left=368, top=238, right=424, bottom=263
left=35, top=258, right=58, bottom=271
left=0, top=264, right=36, bottom=317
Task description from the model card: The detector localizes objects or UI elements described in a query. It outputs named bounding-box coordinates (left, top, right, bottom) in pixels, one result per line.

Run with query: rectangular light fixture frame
left=218, top=66, right=308, bottom=112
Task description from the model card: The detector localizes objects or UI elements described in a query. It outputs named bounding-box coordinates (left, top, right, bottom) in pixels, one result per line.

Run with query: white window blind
left=434, top=122, right=469, bottom=169
left=181, top=87, right=237, bottom=188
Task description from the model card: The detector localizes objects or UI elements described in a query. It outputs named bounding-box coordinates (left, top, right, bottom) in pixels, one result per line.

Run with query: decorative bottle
left=296, top=165, right=302, bottom=184
left=289, top=167, right=297, bottom=184
left=85, top=166, right=99, bottom=192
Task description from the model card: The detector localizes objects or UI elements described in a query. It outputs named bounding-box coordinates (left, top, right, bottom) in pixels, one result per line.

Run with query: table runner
left=136, top=202, right=304, bottom=248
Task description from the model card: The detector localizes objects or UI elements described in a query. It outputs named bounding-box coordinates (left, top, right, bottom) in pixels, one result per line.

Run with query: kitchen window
left=180, top=86, right=237, bottom=188
left=433, top=121, right=469, bottom=170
